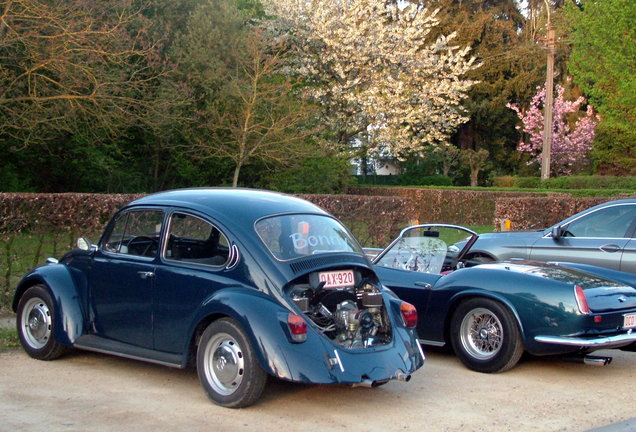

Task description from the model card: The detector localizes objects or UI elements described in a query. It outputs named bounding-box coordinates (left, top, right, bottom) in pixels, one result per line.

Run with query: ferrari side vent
left=290, top=254, right=367, bottom=274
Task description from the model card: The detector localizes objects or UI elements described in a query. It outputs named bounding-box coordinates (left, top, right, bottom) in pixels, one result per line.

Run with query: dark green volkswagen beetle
left=13, top=189, right=423, bottom=408
left=370, top=224, right=636, bottom=373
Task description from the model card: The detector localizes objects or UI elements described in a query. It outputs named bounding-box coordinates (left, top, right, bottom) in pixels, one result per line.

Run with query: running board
left=74, top=335, right=183, bottom=368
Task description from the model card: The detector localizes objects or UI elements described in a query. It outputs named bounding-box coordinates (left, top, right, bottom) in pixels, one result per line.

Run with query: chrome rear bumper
left=535, top=330, right=636, bottom=348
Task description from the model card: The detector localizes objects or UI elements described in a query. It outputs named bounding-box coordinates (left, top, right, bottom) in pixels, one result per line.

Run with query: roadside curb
left=0, top=314, right=15, bottom=330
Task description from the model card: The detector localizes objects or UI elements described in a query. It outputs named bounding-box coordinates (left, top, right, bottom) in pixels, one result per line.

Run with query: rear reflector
left=400, top=302, right=418, bottom=328
left=574, top=285, right=591, bottom=314
left=287, top=313, right=307, bottom=343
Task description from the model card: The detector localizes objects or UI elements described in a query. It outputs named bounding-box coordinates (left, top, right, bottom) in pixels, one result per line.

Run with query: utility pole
left=541, top=26, right=556, bottom=180
left=540, top=2, right=556, bottom=180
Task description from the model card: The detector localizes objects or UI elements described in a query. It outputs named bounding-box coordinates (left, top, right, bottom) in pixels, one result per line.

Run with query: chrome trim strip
left=535, top=331, right=636, bottom=348
left=333, top=349, right=345, bottom=373
left=418, top=338, right=446, bottom=347
left=415, top=339, right=426, bottom=361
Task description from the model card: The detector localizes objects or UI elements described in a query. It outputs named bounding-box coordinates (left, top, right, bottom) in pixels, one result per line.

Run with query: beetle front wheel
left=197, top=318, right=267, bottom=408
left=450, top=298, right=523, bottom=373
left=16, top=284, right=67, bottom=360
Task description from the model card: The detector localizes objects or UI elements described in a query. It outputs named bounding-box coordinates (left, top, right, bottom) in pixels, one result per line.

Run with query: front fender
left=13, top=264, right=87, bottom=345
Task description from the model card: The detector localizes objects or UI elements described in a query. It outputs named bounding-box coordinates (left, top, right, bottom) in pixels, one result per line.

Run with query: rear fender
left=13, top=264, right=86, bottom=345
left=184, top=287, right=327, bottom=379
left=446, top=289, right=527, bottom=343
left=184, top=287, right=423, bottom=383
left=555, top=263, right=636, bottom=287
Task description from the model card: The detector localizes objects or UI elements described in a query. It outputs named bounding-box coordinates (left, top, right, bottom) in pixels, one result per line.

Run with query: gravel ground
left=0, top=326, right=634, bottom=432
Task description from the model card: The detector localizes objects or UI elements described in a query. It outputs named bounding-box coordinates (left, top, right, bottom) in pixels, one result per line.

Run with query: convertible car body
left=13, top=189, right=423, bottom=407
left=370, top=224, right=636, bottom=373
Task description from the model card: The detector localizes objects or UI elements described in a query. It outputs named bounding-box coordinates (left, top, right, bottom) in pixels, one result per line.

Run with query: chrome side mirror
left=77, top=237, right=95, bottom=251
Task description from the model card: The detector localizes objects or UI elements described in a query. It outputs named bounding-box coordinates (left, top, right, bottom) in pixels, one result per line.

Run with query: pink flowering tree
left=507, top=84, right=600, bottom=176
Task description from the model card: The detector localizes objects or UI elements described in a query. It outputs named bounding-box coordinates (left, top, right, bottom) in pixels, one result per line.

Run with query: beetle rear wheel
left=197, top=318, right=267, bottom=408
left=16, top=284, right=67, bottom=360
left=450, top=298, right=523, bottom=373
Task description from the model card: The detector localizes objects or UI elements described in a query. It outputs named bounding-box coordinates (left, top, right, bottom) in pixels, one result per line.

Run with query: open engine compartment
left=286, top=268, right=392, bottom=349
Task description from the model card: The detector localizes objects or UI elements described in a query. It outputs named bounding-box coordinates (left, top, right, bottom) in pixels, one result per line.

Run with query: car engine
left=288, top=270, right=392, bottom=348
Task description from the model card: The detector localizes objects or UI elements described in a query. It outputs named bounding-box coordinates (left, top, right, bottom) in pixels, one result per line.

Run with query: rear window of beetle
left=255, top=214, right=362, bottom=261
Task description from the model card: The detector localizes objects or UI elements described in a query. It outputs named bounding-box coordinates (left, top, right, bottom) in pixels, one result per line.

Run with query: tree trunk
left=470, top=169, right=479, bottom=187
left=232, top=162, right=242, bottom=187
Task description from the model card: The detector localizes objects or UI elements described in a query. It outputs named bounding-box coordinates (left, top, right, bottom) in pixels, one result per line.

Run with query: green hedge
left=348, top=186, right=556, bottom=226
left=354, top=174, right=453, bottom=187
left=494, top=175, right=636, bottom=190
left=494, top=196, right=633, bottom=230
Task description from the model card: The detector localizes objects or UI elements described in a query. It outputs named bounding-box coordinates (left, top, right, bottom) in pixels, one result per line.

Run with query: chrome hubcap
left=21, top=297, right=52, bottom=349
left=460, top=307, right=503, bottom=360
left=203, top=333, right=244, bottom=396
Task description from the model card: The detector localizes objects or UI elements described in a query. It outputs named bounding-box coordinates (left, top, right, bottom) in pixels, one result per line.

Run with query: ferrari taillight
left=400, top=302, right=418, bottom=328
left=574, top=285, right=591, bottom=314
left=287, top=313, right=307, bottom=343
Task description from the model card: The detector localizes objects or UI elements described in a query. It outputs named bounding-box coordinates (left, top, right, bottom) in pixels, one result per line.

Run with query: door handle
left=137, top=271, right=154, bottom=279
left=599, top=244, right=621, bottom=253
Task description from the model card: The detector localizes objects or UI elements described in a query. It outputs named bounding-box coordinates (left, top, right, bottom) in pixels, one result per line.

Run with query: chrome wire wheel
left=20, top=296, right=52, bottom=350
left=202, top=332, right=245, bottom=396
left=459, top=307, right=503, bottom=360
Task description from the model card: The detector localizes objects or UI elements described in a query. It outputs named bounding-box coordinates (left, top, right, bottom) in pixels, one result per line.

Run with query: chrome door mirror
left=77, top=237, right=94, bottom=251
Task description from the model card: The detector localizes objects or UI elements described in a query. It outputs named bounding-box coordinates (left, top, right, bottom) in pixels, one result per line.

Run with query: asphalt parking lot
left=1, top=313, right=634, bottom=432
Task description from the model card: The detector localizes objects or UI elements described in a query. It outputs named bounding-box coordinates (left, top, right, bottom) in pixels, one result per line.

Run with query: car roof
left=127, top=188, right=328, bottom=225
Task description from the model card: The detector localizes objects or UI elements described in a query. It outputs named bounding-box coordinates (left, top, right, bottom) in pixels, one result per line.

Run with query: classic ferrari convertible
left=369, top=224, right=636, bottom=373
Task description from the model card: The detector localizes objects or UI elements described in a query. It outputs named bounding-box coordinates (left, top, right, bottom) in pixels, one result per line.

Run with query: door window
left=103, top=210, right=164, bottom=257
left=165, top=212, right=230, bottom=267
left=565, top=204, right=636, bottom=238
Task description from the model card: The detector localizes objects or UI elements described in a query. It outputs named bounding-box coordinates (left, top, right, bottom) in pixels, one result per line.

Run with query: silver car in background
left=462, top=198, right=636, bottom=273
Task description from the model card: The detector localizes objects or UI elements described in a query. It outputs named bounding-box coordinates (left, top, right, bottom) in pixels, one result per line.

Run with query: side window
left=165, top=213, right=230, bottom=267
left=103, top=210, right=164, bottom=258
left=567, top=205, right=636, bottom=238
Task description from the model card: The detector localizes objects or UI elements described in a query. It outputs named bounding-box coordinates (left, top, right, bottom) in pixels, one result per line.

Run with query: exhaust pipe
left=583, top=355, right=612, bottom=366
left=352, top=379, right=390, bottom=388
left=352, top=371, right=411, bottom=388
left=351, top=380, right=375, bottom=388
left=395, top=370, right=411, bottom=382
left=563, top=355, right=613, bottom=366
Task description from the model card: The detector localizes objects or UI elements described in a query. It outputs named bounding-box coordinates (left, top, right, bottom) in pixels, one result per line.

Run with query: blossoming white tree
left=263, top=0, right=477, bottom=155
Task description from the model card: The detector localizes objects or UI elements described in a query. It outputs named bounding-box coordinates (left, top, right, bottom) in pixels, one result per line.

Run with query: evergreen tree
left=566, top=0, right=636, bottom=174
left=426, top=0, right=546, bottom=174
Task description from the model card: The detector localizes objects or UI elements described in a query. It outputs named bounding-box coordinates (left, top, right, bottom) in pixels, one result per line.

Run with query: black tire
left=450, top=298, right=524, bottom=373
left=16, top=284, right=67, bottom=360
left=197, top=318, right=267, bottom=408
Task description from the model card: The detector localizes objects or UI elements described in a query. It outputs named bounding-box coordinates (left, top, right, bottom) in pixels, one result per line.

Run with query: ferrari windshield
left=255, top=214, right=363, bottom=261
